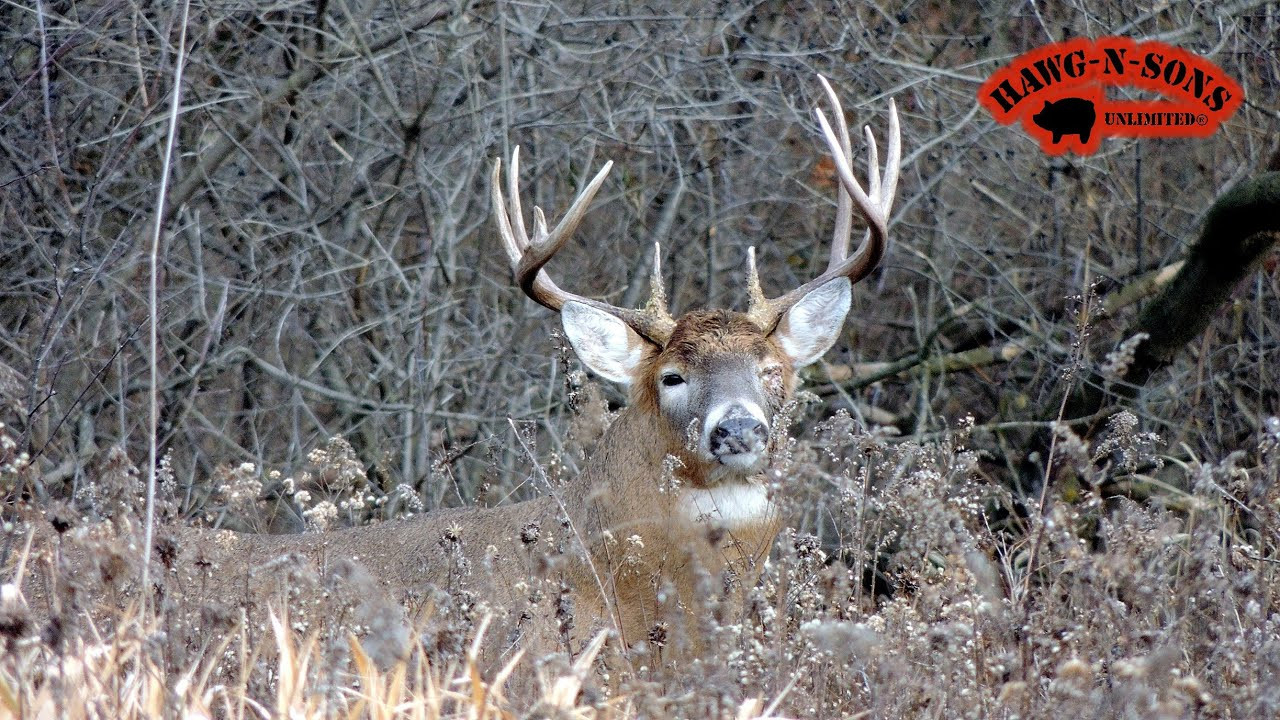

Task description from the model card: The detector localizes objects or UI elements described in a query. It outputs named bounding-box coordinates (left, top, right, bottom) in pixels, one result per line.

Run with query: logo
left=979, top=37, right=1242, bottom=156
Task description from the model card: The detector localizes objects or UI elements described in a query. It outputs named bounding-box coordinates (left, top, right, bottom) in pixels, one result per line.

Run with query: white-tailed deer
left=17, top=78, right=899, bottom=664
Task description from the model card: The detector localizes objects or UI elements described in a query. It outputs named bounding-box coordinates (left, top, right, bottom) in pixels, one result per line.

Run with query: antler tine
left=645, top=243, right=670, bottom=315
left=506, top=146, right=529, bottom=254
left=817, top=75, right=855, bottom=270
left=493, top=159, right=523, bottom=267
left=746, top=79, right=901, bottom=332
left=492, top=148, right=676, bottom=344
left=882, top=99, right=902, bottom=212
left=863, top=126, right=881, bottom=200
left=745, top=246, right=766, bottom=310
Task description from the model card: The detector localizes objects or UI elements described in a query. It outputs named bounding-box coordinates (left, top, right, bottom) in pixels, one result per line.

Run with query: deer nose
left=710, top=416, right=768, bottom=457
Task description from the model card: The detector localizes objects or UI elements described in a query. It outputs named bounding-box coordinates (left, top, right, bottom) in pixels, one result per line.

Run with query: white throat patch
left=679, top=483, right=775, bottom=529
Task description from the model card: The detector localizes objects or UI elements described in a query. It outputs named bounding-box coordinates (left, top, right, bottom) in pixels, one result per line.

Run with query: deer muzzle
left=708, top=405, right=768, bottom=469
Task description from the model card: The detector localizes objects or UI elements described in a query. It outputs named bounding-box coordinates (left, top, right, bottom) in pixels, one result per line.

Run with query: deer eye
left=660, top=372, right=686, bottom=388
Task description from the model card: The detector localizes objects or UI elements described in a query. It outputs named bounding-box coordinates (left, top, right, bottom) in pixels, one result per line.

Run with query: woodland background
left=1, top=1, right=1279, bottom=717
left=2, top=0, right=1277, bottom=517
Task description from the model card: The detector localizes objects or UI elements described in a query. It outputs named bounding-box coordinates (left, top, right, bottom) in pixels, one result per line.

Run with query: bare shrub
left=1, top=0, right=1277, bottom=717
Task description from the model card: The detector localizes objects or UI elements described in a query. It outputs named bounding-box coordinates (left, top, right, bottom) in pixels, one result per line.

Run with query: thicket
left=2, top=1, right=1278, bottom=717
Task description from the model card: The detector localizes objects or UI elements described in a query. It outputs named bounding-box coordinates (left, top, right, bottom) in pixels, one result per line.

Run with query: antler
left=492, top=147, right=676, bottom=344
left=746, top=76, right=901, bottom=332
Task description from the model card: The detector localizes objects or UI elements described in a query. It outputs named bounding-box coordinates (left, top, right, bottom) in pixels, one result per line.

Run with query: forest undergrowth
left=2, top=398, right=1278, bottom=719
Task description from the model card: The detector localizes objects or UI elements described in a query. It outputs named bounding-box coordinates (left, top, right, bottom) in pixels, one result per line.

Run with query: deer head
left=493, top=77, right=900, bottom=486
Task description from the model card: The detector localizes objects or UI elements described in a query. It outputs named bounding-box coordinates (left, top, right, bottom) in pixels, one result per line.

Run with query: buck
left=20, top=78, right=900, bottom=663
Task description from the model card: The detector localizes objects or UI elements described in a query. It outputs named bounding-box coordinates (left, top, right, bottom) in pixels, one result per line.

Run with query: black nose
left=710, top=416, right=768, bottom=455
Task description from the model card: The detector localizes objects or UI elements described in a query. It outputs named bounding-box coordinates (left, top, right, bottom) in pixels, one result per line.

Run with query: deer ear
left=561, top=302, right=650, bottom=385
left=770, top=277, right=852, bottom=367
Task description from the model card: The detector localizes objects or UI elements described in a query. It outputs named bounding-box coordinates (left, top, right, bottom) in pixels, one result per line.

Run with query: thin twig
left=142, top=0, right=191, bottom=600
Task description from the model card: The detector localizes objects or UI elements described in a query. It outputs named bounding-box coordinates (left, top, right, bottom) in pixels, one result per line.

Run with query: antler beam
left=746, top=76, right=901, bottom=332
left=492, top=147, right=676, bottom=344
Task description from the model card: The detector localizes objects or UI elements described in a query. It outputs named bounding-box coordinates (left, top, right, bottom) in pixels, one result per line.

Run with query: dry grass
left=3, top=408, right=1278, bottom=718
left=0, top=596, right=620, bottom=719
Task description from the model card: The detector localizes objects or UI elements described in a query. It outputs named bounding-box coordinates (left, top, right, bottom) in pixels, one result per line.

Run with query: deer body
left=20, top=77, right=900, bottom=665
left=28, top=374, right=781, bottom=658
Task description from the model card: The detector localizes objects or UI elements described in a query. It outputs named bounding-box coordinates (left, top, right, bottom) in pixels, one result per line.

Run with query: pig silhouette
left=1032, top=97, right=1096, bottom=144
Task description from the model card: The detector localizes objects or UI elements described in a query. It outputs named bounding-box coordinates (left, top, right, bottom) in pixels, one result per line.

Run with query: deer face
left=561, top=277, right=852, bottom=479
left=494, top=78, right=898, bottom=483
left=652, top=313, right=786, bottom=475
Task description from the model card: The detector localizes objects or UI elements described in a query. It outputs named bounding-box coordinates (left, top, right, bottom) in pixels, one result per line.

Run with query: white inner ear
left=771, top=277, right=852, bottom=367
left=561, top=302, right=648, bottom=385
